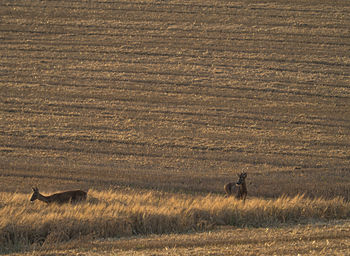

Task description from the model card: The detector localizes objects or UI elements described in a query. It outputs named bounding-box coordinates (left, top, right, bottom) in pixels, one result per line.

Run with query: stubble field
left=1, top=0, right=350, bottom=254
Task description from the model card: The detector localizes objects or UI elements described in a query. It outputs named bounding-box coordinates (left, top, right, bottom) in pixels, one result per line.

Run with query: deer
left=30, top=187, right=87, bottom=204
left=224, top=172, right=247, bottom=201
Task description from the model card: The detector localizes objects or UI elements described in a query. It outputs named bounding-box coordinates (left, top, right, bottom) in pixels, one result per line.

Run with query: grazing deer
left=30, top=187, right=87, bottom=204
left=224, top=172, right=247, bottom=201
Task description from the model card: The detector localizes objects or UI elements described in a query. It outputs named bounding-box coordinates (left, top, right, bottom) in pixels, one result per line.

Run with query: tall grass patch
left=1, top=190, right=350, bottom=253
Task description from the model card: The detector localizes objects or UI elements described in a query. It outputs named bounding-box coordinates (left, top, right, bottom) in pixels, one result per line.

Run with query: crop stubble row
left=0, top=0, right=349, bottom=198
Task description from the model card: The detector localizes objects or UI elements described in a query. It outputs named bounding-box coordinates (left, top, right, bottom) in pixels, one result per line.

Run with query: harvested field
left=0, top=0, right=350, bottom=254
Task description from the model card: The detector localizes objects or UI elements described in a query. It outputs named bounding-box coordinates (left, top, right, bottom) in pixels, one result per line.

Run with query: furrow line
left=2, top=46, right=347, bottom=63
left=2, top=76, right=350, bottom=99
left=2, top=1, right=349, bottom=15
left=3, top=54, right=350, bottom=69
left=2, top=100, right=349, bottom=130
left=1, top=29, right=349, bottom=46
left=2, top=141, right=347, bottom=165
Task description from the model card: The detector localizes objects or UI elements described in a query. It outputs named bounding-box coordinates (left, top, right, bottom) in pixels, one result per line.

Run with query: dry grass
left=1, top=189, right=350, bottom=253
left=61, top=220, right=350, bottom=256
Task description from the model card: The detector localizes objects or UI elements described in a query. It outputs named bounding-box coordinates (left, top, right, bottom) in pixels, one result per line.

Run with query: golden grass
left=46, top=220, right=349, bottom=256
left=1, top=189, right=349, bottom=253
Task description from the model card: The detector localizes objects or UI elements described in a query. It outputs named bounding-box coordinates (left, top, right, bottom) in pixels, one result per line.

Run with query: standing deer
left=30, top=187, right=87, bottom=204
left=224, top=172, right=247, bottom=201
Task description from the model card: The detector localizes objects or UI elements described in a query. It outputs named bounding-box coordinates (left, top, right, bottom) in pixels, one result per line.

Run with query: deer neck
left=37, top=193, right=51, bottom=203
left=241, top=181, right=247, bottom=191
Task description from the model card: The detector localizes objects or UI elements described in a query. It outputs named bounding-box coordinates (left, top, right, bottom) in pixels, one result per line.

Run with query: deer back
left=224, top=182, right=237, bottom=195
left=47, top=190, right=87, bottom=204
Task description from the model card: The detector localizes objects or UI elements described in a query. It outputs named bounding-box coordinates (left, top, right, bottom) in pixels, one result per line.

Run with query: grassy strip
left=0, top=190, right=349, bottom=253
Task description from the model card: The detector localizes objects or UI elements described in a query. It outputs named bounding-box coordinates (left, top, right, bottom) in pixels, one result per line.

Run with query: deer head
left=236, top=172, right=247, bottom=185
left=30, top=187, right=39, bottom=202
